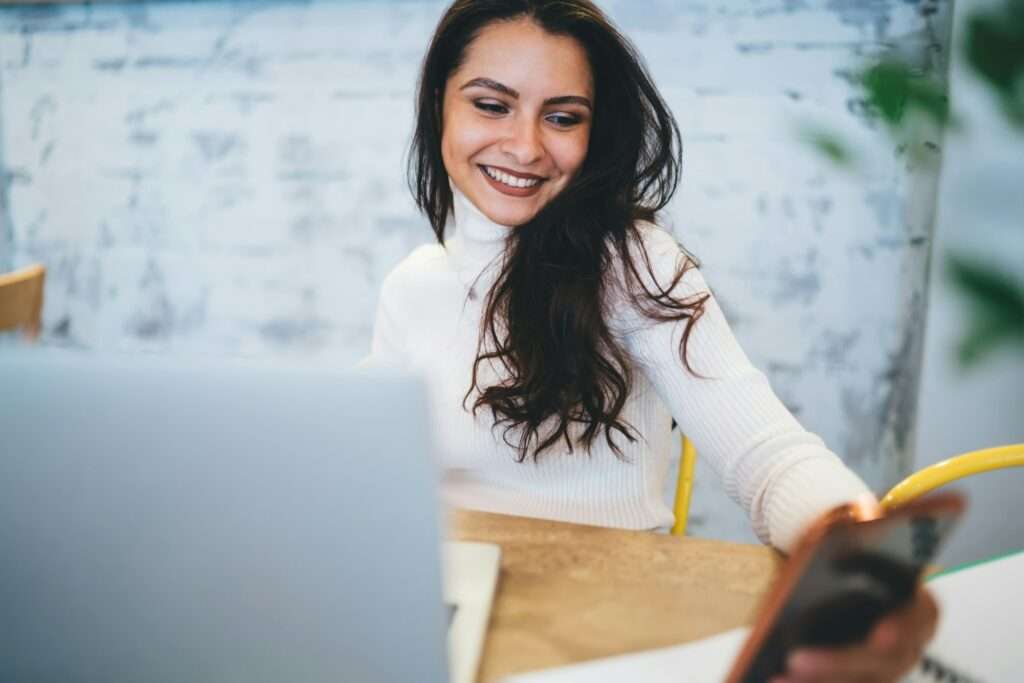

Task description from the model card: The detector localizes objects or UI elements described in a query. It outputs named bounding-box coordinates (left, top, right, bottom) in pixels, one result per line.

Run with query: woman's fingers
left=783, top=645, right=896, bottom=682
left=774, top=587, right=940, bottom=683
left=871, top=586, right=939, bottom=652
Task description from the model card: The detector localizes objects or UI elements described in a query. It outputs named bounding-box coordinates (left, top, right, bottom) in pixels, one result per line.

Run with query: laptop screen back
left=0, top=351, right=449, bottom=683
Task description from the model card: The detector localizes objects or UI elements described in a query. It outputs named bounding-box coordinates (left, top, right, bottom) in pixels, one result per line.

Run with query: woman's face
left=441, top=18, right=594, bottom=227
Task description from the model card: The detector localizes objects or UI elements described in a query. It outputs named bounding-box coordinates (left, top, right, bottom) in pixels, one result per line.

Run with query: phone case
left=724, top=492, right=966, bottom=683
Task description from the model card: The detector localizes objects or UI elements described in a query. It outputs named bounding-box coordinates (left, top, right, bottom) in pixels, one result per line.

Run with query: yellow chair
left=881, top=444, right=1024, bottom=510
left=671, top=440, right=1024, bottom=535
left=671, top=436, right=697, bottom=536
left=0, top=263, right=46, bottom=340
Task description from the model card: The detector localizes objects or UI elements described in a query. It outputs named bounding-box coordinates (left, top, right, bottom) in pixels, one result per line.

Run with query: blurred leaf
left=801, top=126, right=855, bottom=167
left=964, top=0, right=1024, bottom=127
left=946, top=252, right=1024, bottom=367
left=863, top=61, right=912, bottom=124
left=862, top=61, right=952, bottom=128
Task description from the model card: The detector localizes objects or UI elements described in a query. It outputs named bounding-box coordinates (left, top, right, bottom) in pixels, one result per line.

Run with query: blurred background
left=0, top=0, right=1020, bottom=564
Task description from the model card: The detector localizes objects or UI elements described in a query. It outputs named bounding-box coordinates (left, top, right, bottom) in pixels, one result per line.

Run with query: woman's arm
left=625, top=270, right=942, bottom=681
left=617, top=227, right=872, bottom=552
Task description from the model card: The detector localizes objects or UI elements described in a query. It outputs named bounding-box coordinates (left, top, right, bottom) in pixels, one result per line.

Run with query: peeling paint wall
left=0, top=0, right=951, bottom=542
left=915, top=0, right=1024, bottom=566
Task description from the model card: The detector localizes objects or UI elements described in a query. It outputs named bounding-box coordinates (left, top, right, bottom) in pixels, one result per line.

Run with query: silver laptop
left=0, top=350, right=499, bottom=683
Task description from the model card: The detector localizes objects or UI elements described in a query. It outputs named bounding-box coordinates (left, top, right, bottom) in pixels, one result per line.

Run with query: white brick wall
left=0, top=0, right=951, bottom=542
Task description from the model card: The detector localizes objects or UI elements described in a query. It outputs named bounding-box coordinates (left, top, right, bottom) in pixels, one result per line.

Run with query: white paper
left=445, top=542, right=502, bottom=683
left=499, top=627, right=749, bottom=683
left=921, top=550, right=1024, bottom=681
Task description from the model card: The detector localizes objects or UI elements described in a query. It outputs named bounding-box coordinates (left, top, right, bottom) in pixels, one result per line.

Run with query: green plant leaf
left=862, top=61, right=912, bottom=125
left=801, top=127, right=854, bottom=167
left=964, top=0, right=1024, bottom=127
left=946, top=252, right=1024, bottom=367
left=861, top=61, right=951, bottom=128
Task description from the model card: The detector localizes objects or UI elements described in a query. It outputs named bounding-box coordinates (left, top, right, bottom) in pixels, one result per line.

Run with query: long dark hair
left=409, top=0, right=708, bottom=461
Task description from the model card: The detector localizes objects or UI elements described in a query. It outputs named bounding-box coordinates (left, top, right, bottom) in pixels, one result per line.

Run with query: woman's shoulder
left=611, top=219, right=707, bottom=292
left=392, top=242, right=448, bottom=273
left=629, top=220, right=691, bottom=263
left=376, top=242, right=459, bottom=314
left=380, top=242, right=447, bottom=287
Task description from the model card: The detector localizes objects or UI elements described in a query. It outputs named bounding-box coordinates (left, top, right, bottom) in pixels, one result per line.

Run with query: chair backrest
left=0, top=264, right=46, bottom=339
left=669, top=440, right=1024, bottom=533
left=671, top=436, right=697, bottom=536
left=881, top=444, right=1024, bottom=510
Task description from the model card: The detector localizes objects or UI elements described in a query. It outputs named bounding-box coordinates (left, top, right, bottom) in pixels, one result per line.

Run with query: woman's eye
left=546, top=113, right=581, bottom=128
left=473, top=100, right=508, bottom=115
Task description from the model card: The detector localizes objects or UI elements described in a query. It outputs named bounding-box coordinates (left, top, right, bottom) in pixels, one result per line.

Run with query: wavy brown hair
left=409, top=0, right=708, bottom=461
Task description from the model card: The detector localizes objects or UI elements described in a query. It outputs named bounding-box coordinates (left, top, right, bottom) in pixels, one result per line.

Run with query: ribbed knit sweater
left=367, top=191, right=872, bottom=551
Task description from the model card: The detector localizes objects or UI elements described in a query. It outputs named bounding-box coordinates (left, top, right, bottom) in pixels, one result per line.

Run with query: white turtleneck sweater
left=367, top=191, right=872, bottom=552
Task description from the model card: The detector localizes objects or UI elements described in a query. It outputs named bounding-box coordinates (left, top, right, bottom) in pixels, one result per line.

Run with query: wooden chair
left=0, top=264, right=46, bottom=340
left=881, top=444, right=1024, bottom=510
left=671, top=436, right=697, bottom=536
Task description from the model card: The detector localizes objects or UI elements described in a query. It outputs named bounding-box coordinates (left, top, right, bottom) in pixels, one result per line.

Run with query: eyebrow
left=459, top=77, right=592, bottom=110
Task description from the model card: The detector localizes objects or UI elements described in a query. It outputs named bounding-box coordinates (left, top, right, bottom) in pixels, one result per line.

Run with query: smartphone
left=724, top=492, right=965, bottom=683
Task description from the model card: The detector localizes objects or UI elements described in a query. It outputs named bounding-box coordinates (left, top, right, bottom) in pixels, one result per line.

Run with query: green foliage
left=946, top=254, right=1024, bottom=367
left=964, top=0, right=1024, bottom=128
left=945, top=0, right=1024, bottom=366
left=800, top=125, right=854, bottom=167
left=861, top=61, right=951, bottom=128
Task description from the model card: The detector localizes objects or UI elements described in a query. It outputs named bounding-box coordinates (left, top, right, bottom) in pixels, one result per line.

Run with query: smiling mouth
left=480, top=165, right=542, bottom=187
left=478, top=164, right=546, bottom=197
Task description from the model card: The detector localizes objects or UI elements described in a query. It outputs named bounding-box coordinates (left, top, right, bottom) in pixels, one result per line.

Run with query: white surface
left=444, top=541, right=502, bottom=683
left=498, top=552, right=1024, bottom=682
left=921, top=550, right=1024, bottom=681
left=499, top=627, right=749, bottom=683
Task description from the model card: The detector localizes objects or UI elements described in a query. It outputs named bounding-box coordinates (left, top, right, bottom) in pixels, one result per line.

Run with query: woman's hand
left=770, top=586, right=939, bottom=683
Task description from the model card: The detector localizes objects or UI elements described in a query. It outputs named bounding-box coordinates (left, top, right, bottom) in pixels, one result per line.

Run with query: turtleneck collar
left=446, top=187, right=511, bottom=296
left=450, top=187, right=510, bottom=246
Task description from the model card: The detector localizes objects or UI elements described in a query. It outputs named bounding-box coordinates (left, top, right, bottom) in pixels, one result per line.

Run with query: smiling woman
left=394, top=0, right=867, bottom=537
left=369, top=3, right=939, bottom=680
left=406, top=0, right=703, bottom=464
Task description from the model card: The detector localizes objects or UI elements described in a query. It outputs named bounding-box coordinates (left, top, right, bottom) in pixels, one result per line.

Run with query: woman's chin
left=476, top=199, right=544, bottom=228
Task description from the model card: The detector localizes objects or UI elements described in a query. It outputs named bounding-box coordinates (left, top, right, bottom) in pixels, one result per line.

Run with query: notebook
left=445, top=541, right=502, bottom=683
left=500, top=550, right=1024, bottom=683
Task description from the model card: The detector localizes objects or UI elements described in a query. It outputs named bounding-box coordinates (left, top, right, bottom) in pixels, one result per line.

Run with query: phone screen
left=729, top=495, right=963, bottom=683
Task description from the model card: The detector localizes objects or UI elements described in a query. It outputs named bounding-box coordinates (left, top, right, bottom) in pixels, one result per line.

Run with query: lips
left=478, top=164, right=546, bottom=197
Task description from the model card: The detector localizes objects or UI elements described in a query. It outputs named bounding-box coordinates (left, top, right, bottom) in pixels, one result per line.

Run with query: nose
left=499, top=116, right=544, bottom=167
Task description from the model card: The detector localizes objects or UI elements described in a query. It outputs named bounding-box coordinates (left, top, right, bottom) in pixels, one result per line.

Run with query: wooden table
left=450, top=509, right=783, bottom=682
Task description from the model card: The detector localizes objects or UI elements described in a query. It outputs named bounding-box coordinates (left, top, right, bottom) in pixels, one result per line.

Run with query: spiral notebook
left=501, top=550, right=1023, bottom=683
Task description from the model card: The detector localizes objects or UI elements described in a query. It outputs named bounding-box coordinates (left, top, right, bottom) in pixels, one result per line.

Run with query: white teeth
left=483, top=166, right=540, bottom=188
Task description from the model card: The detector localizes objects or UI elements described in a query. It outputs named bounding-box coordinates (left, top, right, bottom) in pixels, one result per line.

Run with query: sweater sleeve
left=617, top=227, right=874, bottom=552
left=359, top=269, right=409, bottom=371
